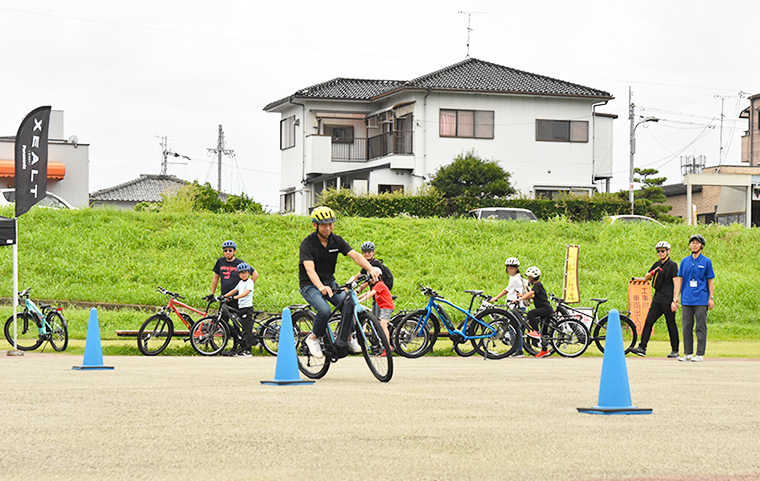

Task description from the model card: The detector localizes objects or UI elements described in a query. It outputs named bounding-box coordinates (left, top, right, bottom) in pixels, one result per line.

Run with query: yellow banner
left=628, top=279, right=653, bottom=335
left=563, top=245, right=580, bottom=304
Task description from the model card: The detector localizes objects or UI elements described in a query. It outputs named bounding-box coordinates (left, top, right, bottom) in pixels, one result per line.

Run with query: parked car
left=606, top=215, right=664, bottom=227
left=468, top=207, right=538, bottom=222
left=0, top=189, right=75, bottom=209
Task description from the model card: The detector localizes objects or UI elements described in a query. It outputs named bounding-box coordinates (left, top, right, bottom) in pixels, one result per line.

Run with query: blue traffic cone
left=261, top=307, right=314, bottom=386
left=73, top=308, right=114, bottom=370
left=577, top=309, right=651, bottom=415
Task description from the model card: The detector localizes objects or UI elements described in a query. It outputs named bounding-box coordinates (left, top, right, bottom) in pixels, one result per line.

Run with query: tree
left=633, top=168, right=673, bottom=220
left=429, top=149, right=515, bottom=199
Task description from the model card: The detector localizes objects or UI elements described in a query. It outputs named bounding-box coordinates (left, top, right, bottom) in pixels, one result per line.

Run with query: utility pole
left=156, top=136, right=188, bottom=175
left=629, top=87, right=635, bottom=215
left=715, top=94, right=730, bottom=166
left=207, top=125, right=235, bottom=193
left=458, top=11, right=487, bottom=58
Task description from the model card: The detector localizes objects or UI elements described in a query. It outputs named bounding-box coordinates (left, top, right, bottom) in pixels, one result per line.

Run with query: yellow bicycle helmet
left=311, top=206, right=336, bottom=224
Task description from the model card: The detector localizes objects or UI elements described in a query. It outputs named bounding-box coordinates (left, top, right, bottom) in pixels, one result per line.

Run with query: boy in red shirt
left=358, top=275, right=394, bottom=357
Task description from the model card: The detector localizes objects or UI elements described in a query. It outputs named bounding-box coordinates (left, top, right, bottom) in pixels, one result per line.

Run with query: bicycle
left=137, top=286, right=211, bottom=356
left=291, top=275, right=393, bottom=382
left=4, top=288, right=68, bottom=352
left=393, top=286, right=519, bottom=359
left=504, top=297, right=590, bottom=358
left=552, top=296, right=637, bottom=354
left=189, top=297, right=286, bottom=357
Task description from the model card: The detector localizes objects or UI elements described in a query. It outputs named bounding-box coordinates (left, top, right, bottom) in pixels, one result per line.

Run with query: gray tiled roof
left=89, top=174, right=187, bottom=202
left=264, top=58, right=611, bottom=110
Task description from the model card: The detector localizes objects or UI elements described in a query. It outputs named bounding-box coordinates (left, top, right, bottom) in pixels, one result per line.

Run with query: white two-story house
left=264, top=58, right=615, bottom=215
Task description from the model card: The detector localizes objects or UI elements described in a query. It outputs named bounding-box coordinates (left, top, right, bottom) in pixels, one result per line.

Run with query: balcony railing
left=331, top=131, right=414, bottom=161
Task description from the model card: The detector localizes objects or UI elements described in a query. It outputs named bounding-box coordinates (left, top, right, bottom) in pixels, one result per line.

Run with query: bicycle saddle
left=39, top=303, right=51, bottom=309
left=590, top=298, right=608, bottom=304
left=464, top=290, right=484, bottom=296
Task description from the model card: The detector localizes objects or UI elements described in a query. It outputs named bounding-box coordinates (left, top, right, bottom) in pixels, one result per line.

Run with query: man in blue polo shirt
left=673, top=234, right=715, bottom=362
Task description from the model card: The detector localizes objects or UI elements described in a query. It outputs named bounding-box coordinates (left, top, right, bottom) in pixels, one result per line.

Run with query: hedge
left=320, top=188, right=648, bottom=221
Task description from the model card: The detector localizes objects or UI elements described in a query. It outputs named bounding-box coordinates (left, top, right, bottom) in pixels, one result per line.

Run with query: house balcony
left=330, top=131, right=414, bottom=162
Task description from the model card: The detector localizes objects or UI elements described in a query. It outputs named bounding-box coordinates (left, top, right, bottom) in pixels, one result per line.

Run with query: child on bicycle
left=516, top=266, right=554, bottom=358
left=489, top=257, right=528, bottom=357
left=357, top=274, right=394, bottom=357
left=223, top=262, right=256, bottom=357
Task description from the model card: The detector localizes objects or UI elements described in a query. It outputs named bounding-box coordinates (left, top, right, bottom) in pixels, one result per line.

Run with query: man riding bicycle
left=299, top=206, right=380, bottom=359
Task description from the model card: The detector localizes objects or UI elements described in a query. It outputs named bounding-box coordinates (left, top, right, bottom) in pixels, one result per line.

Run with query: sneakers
left=305, top=335, right=324, bottom=358
left=348, top=336, right=362, bottom=354
left=526, top=330, right=541, bottom=340
left=510, top=351, right=525, bottom=358
left=630, top=347, right=646, bottom=357
left=536, top=350, right=551, bottom=358
left=678, top=354, right=694, bottom=362
left=237, top=351, right=253, bottom=358
left=691, top=355, right=704, bottom=362
left=667, top=351, right=679, bottom=359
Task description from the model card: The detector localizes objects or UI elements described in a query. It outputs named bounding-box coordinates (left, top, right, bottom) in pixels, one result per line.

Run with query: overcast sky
left=1, top=0, right=757, bottom=210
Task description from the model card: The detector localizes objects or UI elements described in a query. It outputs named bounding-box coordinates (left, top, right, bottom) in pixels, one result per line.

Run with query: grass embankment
left=0, top=208, right=757, bottom=349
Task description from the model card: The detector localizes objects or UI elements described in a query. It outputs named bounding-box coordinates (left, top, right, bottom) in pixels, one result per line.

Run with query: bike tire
left=357, top=311, right=393, bottom=382
left=452, top=321, right=477, bottom=357
left=47, top=311, right=69, bottom=352
left=551, top=318, right=590, bottom=358
left=593, top=314, right=638, bottom=354
left=259, top=316, right=281, bottom=356
left=137, top=314, right=174, bottom=356
left=522, top=325, right=556, bottom=358
left=189, top=317, right=229, bottom=356
left=392, top=309, right=439, bottom=358
left=472, top=308, right=520, bottom=359
left=292, top=309, right=331, bottom=379
left=4, top=313, right=43, bottom=351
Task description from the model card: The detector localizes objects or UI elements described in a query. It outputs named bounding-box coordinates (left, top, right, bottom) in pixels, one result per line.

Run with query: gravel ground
left=1, top=352, right=758, bottom=481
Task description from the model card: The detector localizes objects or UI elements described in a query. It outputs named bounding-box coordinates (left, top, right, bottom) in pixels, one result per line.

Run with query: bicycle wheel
left=357, top=312, right=393, bottom=382
left=189, top=317, right=229, bottom=356
left=137, top=314, right=174, bottom=356
left=292, top=309, right=331, bottom=379
left=4, top=313, right=43, bottom=351
left=472, top=308, right=520, bottom=359
left=258, top=316, right=280, bottom=356
left=522, top=322, right=556, bottom=357
left=392, top=309, right=439, bottom=358
left=550, top=318, right=590, bottom=358
left=452, top=321, right=477, bottom=357
left=47, top=312, right=69, bottom=352
left=593, top=314, right=638, bottom=354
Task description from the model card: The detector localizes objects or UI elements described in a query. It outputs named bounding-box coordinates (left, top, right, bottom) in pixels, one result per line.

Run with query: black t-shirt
left=649, top=258, right=678, bottom=303
left=531, top=281, right=553, bottom=311
left=299, top=231, right=352, bottom=288
left=213, top=257, right=246, bottom=294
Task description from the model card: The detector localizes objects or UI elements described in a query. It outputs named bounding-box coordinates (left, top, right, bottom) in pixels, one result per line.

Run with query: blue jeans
left=300, top=281, right=346, bottom=338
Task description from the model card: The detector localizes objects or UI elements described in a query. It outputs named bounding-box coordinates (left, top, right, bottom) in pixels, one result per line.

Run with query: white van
left=468, top=207, right=538, bottom=222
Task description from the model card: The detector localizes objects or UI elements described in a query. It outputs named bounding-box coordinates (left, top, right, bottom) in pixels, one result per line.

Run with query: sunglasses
left=656, top=249, right=668, bottom=253
left=223, top=248, right=235, bottom=253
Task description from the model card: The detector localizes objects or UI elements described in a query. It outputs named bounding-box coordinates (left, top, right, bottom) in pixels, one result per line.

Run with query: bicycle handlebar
left=156, top=286, right=185, bottom=300
left=418, top=284, right=440, bottom=298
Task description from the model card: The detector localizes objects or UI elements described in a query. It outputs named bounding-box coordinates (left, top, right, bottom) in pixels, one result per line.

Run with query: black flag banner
left=15, top=106, right=51, bottom=218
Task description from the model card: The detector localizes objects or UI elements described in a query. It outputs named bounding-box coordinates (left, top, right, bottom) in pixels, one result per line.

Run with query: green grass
left=0, top=207, right=757, bottom=343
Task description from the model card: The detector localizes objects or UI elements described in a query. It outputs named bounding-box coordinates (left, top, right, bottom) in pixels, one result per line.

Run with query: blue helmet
left=222, top=240, right=237, bottom=250
left=236, top=262, right=253, bottom=273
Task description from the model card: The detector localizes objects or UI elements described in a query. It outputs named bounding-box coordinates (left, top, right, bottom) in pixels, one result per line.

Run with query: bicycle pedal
left=182, top=337, right=190, bottom=343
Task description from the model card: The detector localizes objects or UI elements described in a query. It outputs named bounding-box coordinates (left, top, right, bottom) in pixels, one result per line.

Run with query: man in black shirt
left=517, top=266, right=554, bottom=358
left=631, top=241, right=679, bottom=358
left=300, top=207, right=379, bottom=359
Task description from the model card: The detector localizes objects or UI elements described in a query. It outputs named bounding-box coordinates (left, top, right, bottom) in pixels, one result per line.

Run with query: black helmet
left=689, top=234, right=706, bottom=247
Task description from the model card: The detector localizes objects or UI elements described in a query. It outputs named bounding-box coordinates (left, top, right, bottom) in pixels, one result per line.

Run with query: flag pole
left=8, top=217, right=22, bottom=356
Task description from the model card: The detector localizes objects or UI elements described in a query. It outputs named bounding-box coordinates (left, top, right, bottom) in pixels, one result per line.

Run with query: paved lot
left=1, top=352, right=758, bottom=481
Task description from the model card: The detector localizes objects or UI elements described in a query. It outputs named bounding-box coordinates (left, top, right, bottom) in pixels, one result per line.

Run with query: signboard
left=563, top=245, right=580, bottom=303
left=0, top=216, right=16, bottom=244
left=627, top=279, right=652, bottom=335
left=15, top=106, right=51, bottom=218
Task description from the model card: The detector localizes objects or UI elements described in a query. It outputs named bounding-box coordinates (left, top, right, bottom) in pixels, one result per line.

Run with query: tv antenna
left=155, top=136, right=190, bottom=175
left=458, top=11, right=487, bottom=58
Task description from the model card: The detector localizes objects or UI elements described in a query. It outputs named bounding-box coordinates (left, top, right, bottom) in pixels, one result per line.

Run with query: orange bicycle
left=137, top=286, right=211, bottom=356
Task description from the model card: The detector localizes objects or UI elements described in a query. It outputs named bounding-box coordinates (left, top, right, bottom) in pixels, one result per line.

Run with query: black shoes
left=630, top=346, right=646, bottom=357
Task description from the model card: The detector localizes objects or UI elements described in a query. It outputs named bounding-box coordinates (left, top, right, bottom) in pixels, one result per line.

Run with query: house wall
left=593, top=114, right=614, bottom=180
left=740, top=96, right=760, bottom=166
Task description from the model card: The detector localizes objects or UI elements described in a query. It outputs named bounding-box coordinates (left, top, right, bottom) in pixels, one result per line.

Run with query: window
left=280, top=116, right=296, bottom=150
left=280, top=192, right=295, bottom=213
left=324, top=125, right=354, bottom=143
left=536, top=120, right=589, bottom=142
left=440, top=109, right=494, bottom=138
left=378, top=184, right=404, bottom=194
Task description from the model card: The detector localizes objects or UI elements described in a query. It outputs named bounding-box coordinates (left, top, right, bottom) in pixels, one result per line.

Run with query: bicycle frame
left=323, top=285, right=369, bottom=348
left=414, top=295, right=496, bottom=341
left=20, top=296, right=55, bottom=335
left=167, top=297, right=208, bottom=328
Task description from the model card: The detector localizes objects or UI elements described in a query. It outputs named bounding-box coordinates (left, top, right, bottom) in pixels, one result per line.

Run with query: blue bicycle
left=393, top=285, right=520, bottom=359
left=4, top=288, right=69, bottom=352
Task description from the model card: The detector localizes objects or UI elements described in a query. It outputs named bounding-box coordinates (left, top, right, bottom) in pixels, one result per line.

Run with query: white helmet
left=504, top=257, right=520, bottom=267
left=655, top=241, right=670, bottom=250
left=525, top=266, right=541, bottom=279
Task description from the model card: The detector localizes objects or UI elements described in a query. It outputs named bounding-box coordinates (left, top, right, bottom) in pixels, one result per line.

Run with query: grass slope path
left=0, top=207, right=757, bottom=338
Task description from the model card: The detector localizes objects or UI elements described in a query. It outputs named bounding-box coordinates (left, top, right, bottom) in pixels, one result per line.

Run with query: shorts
left=379, top=308, right=393, bottom=320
